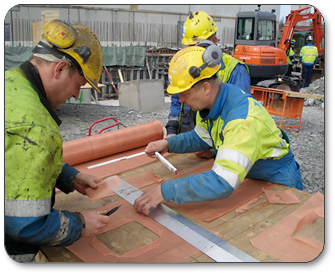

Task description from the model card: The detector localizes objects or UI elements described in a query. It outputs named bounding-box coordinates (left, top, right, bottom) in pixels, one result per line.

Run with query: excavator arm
left=278, top=6, right=324, bottom=55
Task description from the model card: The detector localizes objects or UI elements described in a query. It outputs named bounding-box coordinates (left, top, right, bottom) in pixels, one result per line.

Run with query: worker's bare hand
left=74, top=173, right=103, bottom=195
left=81, top=210, right=110, bottom=237
left=165, top=134, right=176, bottom=138
left=145, top=139, right=169, bottom=157
left=134, top=185, right=164, bottom=216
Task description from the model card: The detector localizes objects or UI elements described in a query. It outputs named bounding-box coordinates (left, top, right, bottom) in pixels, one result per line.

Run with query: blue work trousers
left=302, top=65, right=314, bottom=87
left=247, top=149, right=303, bottom=190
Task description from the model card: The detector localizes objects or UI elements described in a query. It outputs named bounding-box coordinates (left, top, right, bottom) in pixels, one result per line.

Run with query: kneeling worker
left=134, top=45, right=302, bottom=215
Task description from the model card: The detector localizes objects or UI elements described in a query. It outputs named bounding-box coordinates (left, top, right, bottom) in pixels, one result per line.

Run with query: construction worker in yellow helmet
left=166, top=11, right=250, bottom=159
left=182, top=11, right=218, bottom=45
left=5, top=19, right=110, bottom=262
left=286, top=39, right=297, bottom=77
left=134, top=46, right=302, bottom=215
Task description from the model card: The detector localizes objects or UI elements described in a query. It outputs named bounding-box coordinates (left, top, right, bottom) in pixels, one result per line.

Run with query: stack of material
left=301, top=77, right=325, bottom=108
left=63, top=120, right=164, bottom=178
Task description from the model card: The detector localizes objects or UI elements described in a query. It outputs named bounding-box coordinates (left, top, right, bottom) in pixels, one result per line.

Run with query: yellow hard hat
left=34, top=20, right=102, bottom=93
left=167, top=46, right=221, bottom=94
left=182, top=11, right=217, bottom=45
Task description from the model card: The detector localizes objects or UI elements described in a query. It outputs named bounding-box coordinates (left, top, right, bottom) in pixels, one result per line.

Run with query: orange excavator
left=233, top=5, right=324, bottom=90
left=277, top=6, right=323, bottom=55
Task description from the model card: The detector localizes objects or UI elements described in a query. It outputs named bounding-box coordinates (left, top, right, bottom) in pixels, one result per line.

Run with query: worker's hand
left=145, top=139, right=169, bottom=157
left=81, top=210, right=110, bottom=237
left=73, top=173, right=103, bottom=195
left=134, top=185, right=164, bottom=216
left=165, top=134, right=176, bottom=138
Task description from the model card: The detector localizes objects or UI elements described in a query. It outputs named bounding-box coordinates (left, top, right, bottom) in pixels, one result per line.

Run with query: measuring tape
left=113, top=178, right=258, bottom=262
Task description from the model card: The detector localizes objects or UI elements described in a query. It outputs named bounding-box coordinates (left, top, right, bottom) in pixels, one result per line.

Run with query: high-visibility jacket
left=162, top=83, right=302, bottom=204
left=165, top=53, right=250, bottom=135
left=299, top=43, right=318, bottom=66
left=217, top=53, right=250, bottom=93
left=287, top=47, right=296, bottom=65
left=5, top=64, right=84, bottom=257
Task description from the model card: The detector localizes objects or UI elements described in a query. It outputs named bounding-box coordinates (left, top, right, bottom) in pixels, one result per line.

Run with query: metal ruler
left=113, top=178, right=258, bottom=262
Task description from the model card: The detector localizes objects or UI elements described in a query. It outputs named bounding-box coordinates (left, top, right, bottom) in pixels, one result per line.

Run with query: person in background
left=299, top=35, right=318, bottom=87
left=286, top=39, right=297, bottom=77
left=166, top=11, right=250, bottom=159
left=5, top=19, right=110, bottom=262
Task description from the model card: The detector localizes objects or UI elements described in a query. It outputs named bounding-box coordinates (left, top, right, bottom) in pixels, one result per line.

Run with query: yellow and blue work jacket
left=217, top=53, right=250, bottom=93
left=299, top=43, right=318, bottom=66
left=5, top=62, right=83, bottom=256
left=287, top=47, right=296, bottom=65
left=162, top=83, right=302, bottom=204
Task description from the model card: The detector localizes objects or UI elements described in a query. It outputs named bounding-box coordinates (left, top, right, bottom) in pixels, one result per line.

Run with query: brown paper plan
left=85, top=176, right=122, bottom=201
left=166, top=177, right=275, bottom=222
left=85, top=171, right=163, bottom=202
left=250, top=192, right=324, bottom=262
left=263, top=188, right=301, bottom=204
left=66, top=200, right=199, bottom=262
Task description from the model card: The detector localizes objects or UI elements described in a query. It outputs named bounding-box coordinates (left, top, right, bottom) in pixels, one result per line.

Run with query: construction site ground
left=58, top=85, right=325, bottom=196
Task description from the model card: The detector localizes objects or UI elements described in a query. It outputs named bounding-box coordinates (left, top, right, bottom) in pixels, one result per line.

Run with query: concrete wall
left=118, top=79, right=165, bottom=112
left=5, top=4, right=283, bottom=48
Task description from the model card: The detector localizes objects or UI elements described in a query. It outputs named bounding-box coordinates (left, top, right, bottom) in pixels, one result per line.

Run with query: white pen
left=154, top=151, right=178, bottom=175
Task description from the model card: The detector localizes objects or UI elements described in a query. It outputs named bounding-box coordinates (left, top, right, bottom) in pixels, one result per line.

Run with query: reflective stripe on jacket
left=5, top=67, right=83, bottom=254
left=162, top=83, right=299, bottom=204
left=299, top=43, right=318, bottom=66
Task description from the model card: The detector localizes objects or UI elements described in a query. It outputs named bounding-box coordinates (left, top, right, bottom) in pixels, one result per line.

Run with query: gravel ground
left=57, top=90, right=325, bottom=195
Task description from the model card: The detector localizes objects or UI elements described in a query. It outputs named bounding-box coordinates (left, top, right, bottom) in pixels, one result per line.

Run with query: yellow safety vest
left=300, top=45, right=318, bottom=65
left=5, top=67, right=63, bottom=216
left=287, top=47, right=295, bottom=65
left=217, top=53, right=250, bottom=83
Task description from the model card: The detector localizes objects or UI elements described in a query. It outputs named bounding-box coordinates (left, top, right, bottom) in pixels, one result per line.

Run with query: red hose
left=88, top=117, right=119, bottom=136
left=104, top=66, right=119, bottom=98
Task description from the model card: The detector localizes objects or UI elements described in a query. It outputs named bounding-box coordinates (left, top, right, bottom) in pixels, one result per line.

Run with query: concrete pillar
left=118, top=79, right=165, bottom=112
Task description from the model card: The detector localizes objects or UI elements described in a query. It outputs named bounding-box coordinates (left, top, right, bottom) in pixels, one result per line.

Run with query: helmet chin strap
left=33, top=40, right=65, bottom=61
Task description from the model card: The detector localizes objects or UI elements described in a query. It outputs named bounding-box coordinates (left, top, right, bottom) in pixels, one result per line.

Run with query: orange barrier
left=63, top=120, right=164, bottom=166
left=251, top=86, right=323, bottom=132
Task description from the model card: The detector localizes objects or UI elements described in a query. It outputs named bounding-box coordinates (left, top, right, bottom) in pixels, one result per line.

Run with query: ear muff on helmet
left=167, top=46, right=221, bottom=94
left=44, top=20, right=92, bottom=66
left=33, top=19, right=103, bottom=93
left=44, top=20, right=76, bottom=49
left=188, top=40, right=222, bottom=79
